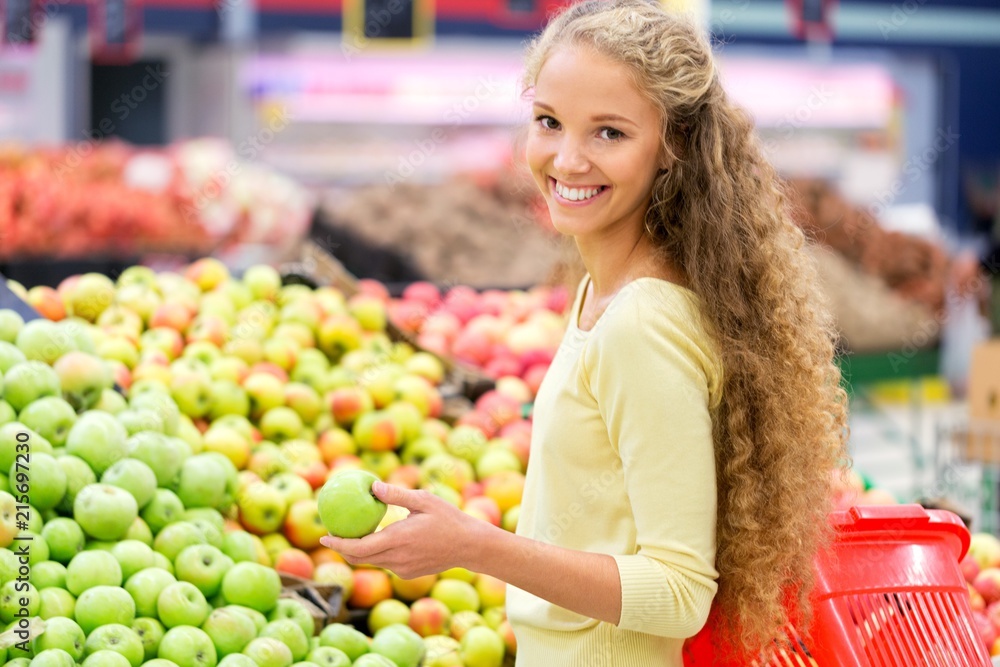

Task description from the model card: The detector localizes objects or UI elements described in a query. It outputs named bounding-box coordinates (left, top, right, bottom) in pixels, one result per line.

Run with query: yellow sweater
left=507, top=276, right=723, bottom=666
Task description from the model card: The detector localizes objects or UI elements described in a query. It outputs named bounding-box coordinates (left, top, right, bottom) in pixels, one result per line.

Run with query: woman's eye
left=536, top=115, right=560, bottom=130
left=600, top=127, right=624, bottom=141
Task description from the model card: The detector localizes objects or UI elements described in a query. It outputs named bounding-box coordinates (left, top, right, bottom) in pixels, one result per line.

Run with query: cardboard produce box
left=957, top=340, right=1000, bottom=464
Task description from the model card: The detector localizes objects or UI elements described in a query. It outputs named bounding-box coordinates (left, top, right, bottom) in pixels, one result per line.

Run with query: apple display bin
left=683, top=504, right=991, bottom=667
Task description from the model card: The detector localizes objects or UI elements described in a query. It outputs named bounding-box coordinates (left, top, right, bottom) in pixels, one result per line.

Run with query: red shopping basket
left=684, top=504, right=992, bottom=666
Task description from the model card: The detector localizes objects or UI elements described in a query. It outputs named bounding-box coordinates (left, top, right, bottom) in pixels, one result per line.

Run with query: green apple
left=126, top=433, right=186, bottom=488
left=183, top=508, right=225, bottom=533
left=66, top=273, right=116, bottom=322
left=201, top=608, right=257, bottom=657
left=101, top=459, right=158, bottom=510
left=66, top=550, right=123, bottom=595
left=81, top=650, right=132, bottom=667
left=218, top=655, right=257, bottom=667
left=283, top=383, right=323, bottom=425
left=144, top=661, right=182, bottom=667
left=0, top=489, right=17, bottom=548
left=242, top=265, right=282, bottom=302
left=0, top=547, right=17, bottom=582
left=133, top=617, right=166, bottom=661
left=226, top=605, right=268, bottom=634
left=124, top=568, right=177, bottom=618
left=316, top=470, right=386, bottom=539
left=474, top=448, right=522, bottom=479
left=157, top=581, right=211, bottom=629
left=359, top=451, right=400, bottom=482
left=0, top=422, right=51, bottom=475
left=125, top=517, right=154, bottom=546
left=116, top=409, right=166, bottom=436
left=368, top=600, right=410, bottom=635
left=207, top=381, right=250, bottom=421
left=38, top=586, right=76, bottom=619
left=20, top=529, right=49, bottom=565
left=0, top=311, right=24, bottom=344
left=129, top=393, right=181, bottom=437
left=29, top=648, right=76, bottom=667
left=174, top=545, right=232, bottom=598
left=0, top=342, right=26, bottom=376
left=318, top=625, right=369, bottom=662
left=305, top=647, right=350, bottom=667
left=170, top=371, right=213, bottom=420
left=431, top=579, right=480, bottom=614
left=174, top=455, right=228, bottom=509
left=351, top=655, right=396, bottom=667
left=237, top=482, right=287, bottom=535
left=419, top=454, right=473, bottom=493
left=15, top=320, right=76, bottom=364
left=157, top=626, right=218, bottom=667
left=220, top=562, right=281, bottom=613
left=259, top=620, right=309, bottom=662
left=74, top=483, right=138, bottom=541
left=14, top=451, right=65, bottom=510
left=151, top=551, right=174, bottom=573
left=55, top=455, right=97, bottom=514
left=220, top=531, right=257, bottom=564
left=32, top=616, right=85, bottom=659
left=0, top=579, right=39, bottom=622
left=242, top=637, right=292, bottom=667
left=84, top=623, right=145, bottom=667
left=421, top=635, right=462, bottom=667
left=0, top=399, right=15, bottom=426
left=153, top=522, right=207, bottom=562
left=458, top=626, right=504, bottom=667
left=66, top=411, right=129, bottom=475
left=111, top=540, right=156, bottom=581
left=95, top=388, right=128, bottom=414
left=370, top=624, right=424, bottom=667
left=74, top=585, right=135, bottom=634
left=30, top=561, right=67, bottom=589
left=268, top=473, right=313, bottom=507
left=259, top=407, right=303, bottom=443
left=267, top=599, right=315, bottom=641
left=53, top=351, right=112, bottom=412
left=141, top=489, right=186, bottom=534
left=18, top=397, right=77, bottom=447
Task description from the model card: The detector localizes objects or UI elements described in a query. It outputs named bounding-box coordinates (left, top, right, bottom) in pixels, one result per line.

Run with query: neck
left=575, top=222, right=660, bottom=299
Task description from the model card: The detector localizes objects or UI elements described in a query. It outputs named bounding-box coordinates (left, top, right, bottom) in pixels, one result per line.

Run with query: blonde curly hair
left=523, top=0, right=850, bottom=659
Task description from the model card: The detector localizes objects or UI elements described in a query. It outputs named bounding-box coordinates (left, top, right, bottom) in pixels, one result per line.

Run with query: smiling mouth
left=549, top=177, right=609, bottom=203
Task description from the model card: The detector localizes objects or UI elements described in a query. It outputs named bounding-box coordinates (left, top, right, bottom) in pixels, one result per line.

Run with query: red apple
left=975, top=569, right=1000, bottom=605
left=150, top=301, right=194, bottom=332
left=27, top=286, right=67, bottom=321
left=464, top=496, right=501, bottom=527
left=318, top=428, right=357, bottom=465
left=963, top=554, right=982, bottom=585
left=274, top=547, right=314, bottom=580
left=350, top=568, right=393, bottom=609
left=408, top=597, right=451, bottom=637
left=284, top=499, right=328, bottom=550
left=327, top=386, right=374, bottom=427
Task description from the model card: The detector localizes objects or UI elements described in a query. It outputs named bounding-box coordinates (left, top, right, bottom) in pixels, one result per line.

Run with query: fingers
left=373, top=481, right=431, bottom=511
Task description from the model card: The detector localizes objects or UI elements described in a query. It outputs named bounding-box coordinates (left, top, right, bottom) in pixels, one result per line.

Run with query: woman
left=322, top=1, right=850, bottom=664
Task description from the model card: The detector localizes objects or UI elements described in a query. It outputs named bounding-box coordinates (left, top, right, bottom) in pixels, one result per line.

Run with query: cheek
left=524, top=135, right=550, bottom=188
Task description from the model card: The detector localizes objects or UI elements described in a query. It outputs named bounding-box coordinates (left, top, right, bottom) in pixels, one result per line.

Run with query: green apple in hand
left=317, top=470, right=386, bottom=539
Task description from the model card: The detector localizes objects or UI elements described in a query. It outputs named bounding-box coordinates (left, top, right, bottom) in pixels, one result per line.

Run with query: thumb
left=372, top=481, right=428, bottom=511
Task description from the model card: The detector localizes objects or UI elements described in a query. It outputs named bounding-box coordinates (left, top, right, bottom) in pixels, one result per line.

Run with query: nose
left=552, top=135, right=591, bottom=175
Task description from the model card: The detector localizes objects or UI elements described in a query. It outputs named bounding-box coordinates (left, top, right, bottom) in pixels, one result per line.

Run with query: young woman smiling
left=322, top=1, right=850, bottom=664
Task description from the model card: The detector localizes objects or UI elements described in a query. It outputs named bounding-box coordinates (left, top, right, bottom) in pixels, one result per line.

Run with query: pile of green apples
left=1, top=259, right=531, bottom=665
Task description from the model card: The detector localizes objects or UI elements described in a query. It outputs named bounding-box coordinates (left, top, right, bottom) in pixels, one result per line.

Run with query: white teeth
left=554, top=181, right=603, bottom=201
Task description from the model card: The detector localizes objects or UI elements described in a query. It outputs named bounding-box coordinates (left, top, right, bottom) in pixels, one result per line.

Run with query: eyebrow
left=533, top=101, right=638, bottom=127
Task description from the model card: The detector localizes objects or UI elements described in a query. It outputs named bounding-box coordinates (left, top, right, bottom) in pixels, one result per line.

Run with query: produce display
left=0, top=140, right=313, bottom=262
left=0, top=261, right=526, bottom=667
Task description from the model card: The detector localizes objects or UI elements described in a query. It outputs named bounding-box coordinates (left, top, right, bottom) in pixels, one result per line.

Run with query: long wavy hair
left=523, top=0, right=850, bottom=658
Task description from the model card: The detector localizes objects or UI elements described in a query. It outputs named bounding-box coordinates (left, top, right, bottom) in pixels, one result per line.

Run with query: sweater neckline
left=573, top=275, right=698, bottom=334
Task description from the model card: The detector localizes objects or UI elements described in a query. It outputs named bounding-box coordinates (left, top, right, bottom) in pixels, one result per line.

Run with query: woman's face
left=526, top=44, right=665, bottom=241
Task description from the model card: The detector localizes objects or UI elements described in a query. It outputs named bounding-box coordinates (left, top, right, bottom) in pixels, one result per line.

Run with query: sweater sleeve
left=584, top=289, right=721, bottom=639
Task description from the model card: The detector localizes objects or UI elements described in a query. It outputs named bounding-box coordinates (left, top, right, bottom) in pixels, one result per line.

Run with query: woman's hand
left=320, top=481, right=491, bottom=579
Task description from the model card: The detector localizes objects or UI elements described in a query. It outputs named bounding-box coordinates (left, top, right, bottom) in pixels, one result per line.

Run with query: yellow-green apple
left=317, top=315, right=363, bottom=360
left=125, top=567, right=177, bottom=618
left=66, top=411, right=129, bottom=475
left=970, top=533, right=1000, bottom=571
left=55, top=455, right=96, bottom=515
left=370, top=624, right=424, bottom=667
left=242, top=265, right=281, bottom=302
left=116, top=284, right=161, bottom=325
left=347, top=296, right=387, bottom=332
left=271, top=323, right=314, bottom=352
left=126, top=432, right=186, bottom=487
left=111, top=540, right=156, bottom=582
left=432, top=580, right=480, bottom=614
left=33, top=616, right=86, bottom=659
left=480, top=606, right=505, bottom=631
left=349, top=568, right=392, bottom=609
left=306, top=646, right=351, bottom=667
left=282, top=383, right=323, bottom=425
left=317, top=470, right=386, bottom=539
left=157, top=625, right=217, bottom=667
left=241, top=637, right=292, bottom=667
left=222, top=562, right=281, bottom=613
left=4, top=360, right=60, bottom=411
left=0, top=341, right=26, bottom=373
left=223, top=338, right=263, bottom=366
left=74, top=585, right=135, bottom=634
left=83, top=623, right=145, bottom=667
left=208, top=357, right=249, bottom=385
left=284, top=499, right=328, bottom=551
left=94, top=387, right=128, bottom=414
left=402, top=353, right=444, bottom=385
left=369, top=600, right=411, bottom=635
left=200, top=426, right=250, bottom=470
left=116, top=265, right=156, bottom=288
left=459, top=626, right=504, bottom=667
left=474, top=447, right=522, bottom=480
left=203, top=380, right=247, bottom=422
left=319, top=624, right=368, bottom=662
left=132, top=617, right=165, bottom=662
left=101, top=459, right=157, bottom=510
left=186, top=315, right=229, bottom=348
left=141, top=327, right=185, bottom=361
left=449, top=610, right=487, bottom=643
left=393, top=376, right=441, bottom=419
left=279, top=298, right=323, bottom=331
left=261, top=533, right=291, bottom=565
left=116, top=409, right=165, bottom=436
left=400, top=437, right=446, bottom=466
left=313, top=562, right=354, bottom=598
left=384, top=402, right=422, bottom=445
left=352, top=412, right=400, bottom=453
left=259, top=619, right=309, bottom=661
left=389, top=572, right=436, bottom=603
left=423, top=635, right=462, bottom=667
left=0, top=311, right=23, bottom=344
left=246, top=443, right=288, bottom=480
left=0, top=578, right=38, bottom=624
left=31, top=560, right=67, bottom=590
left=317, top=429, right=356, bottom=466
left=157, top=581, right=211, bottom=628
left=361, top=451, right=401, bottom=481
left=419, top=454, right=474, bottom=492
left=153, top=521, right=208, bottom=563
left=150, top=302, right=194, bottom=333
left=185, top=258, right=230, bottom=292
left=175, top=545, right=233, bottom=598
left=269, top=473, right=313, bottom=506
left=13, top=451, right=63, bottom=510
left=49, top=352, right=112, bottom=412
left=175, top=454, right=229, bottom=509
left=360, top=366, right=402, bottom=410
left=65, top=273, right=116, bottom=322
left=408, top=597, right=451, bottom=638
left=243, top=373, right=285, bottom=418
left=74, top=484, right=137, bottom=541
left=238, top=481, right=288, bottom=535
left=445, top=426, right=488, bottom=465
left=500, top=505, right=519, bottom=533
left=66, top=550, right=123, bottom=595
left=141, top=494, right=186, bottom=543
left=326, top=387, right=373, bottom=428
left=170, top=369, right=214, bottom=420
left=261, top=338, right=298, bottom=373
left=473, top=575, right=505, bottom=609
left=272, top=548, right=314, bottom=580
left=202, top=607, right=257, bottom=658
left=249, top=362, right=288, bottom=383
left=259, top=407, right=303, bottom=442
left=482, top=471, right=524, bottom=513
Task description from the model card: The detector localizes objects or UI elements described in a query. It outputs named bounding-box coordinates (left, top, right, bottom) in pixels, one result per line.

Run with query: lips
left=549, top=177, right=609, bottom=205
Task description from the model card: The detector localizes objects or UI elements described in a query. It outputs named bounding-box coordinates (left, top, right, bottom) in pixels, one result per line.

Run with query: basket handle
left=834, top=504, right=971, bottom=560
